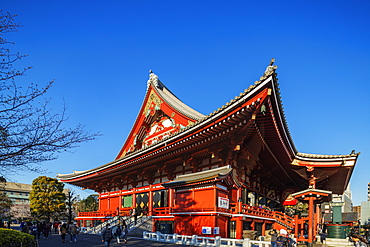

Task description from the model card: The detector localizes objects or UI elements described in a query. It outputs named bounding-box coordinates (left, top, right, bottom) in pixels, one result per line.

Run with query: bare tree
left=0, top=11, right=99, bottom=177
left=65, top=189, right=78, bottom=223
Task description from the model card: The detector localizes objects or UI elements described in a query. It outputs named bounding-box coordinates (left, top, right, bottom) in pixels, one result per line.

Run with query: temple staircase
left=273, top=211, right=294, bottom=230
left=80, top=215, right=151, bottom=235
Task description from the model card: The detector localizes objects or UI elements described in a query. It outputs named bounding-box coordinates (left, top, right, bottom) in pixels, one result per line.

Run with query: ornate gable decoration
left=116, top=71, right=204, bottom=159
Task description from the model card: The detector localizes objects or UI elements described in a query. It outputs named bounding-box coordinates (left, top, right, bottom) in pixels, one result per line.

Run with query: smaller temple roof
left=296, top=152, right=360, bottom=160
left=292, top=188, right=332, bottom=202
left=162, top=166, right=234, bottom=188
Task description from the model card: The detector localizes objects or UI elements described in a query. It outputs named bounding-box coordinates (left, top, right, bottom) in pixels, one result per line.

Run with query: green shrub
left=0, top=228, right=37, bottom=247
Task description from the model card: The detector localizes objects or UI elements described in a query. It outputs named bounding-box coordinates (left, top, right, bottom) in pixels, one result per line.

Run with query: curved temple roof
left=57, top=60, right=359, bottom=195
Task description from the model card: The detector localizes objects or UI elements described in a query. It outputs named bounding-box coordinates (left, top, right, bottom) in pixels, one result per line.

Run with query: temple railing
left=229, top=203, right=295, bottom=230
left=172, top=207, right=232, bottom=214
left=153, top=206, right=233, bottom=216
left=143, top=231, right=272, bottom=247
left=78, top=210, right=116, bottom=218
left=241, top=204, right=274, bottom=218
left=230, top=203, right=274, bottom=218
left=153, top=207, right=172, bottom=216
left=273, top=211, right=294, bottom=230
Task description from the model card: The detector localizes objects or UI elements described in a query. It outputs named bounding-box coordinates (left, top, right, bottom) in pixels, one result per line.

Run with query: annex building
left=0, top=182, right=32, bottom=220
left=57, top=60, right=359, bottom=240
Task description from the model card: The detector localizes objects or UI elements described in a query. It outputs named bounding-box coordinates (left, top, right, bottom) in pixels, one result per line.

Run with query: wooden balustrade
left=78, top=204, right=294, bottom=231
left=273, top=211, right=294, bottom=229
left=78, top=210, right=116, bottom=217
left=153, top=207, right=172, bottom=216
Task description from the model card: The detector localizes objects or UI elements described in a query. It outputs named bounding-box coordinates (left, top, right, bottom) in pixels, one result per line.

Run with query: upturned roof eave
left=152, top=78, right=205, bottom=121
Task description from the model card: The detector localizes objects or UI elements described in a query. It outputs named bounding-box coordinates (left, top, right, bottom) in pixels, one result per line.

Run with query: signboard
left=213, top=227, right=220, bottom=235
left=202, top=227, right=212, bottom=234
left=218, top=197, right=229, bottom=209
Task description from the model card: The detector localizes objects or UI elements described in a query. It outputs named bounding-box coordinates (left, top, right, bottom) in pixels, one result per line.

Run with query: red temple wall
left=109, top=195, right=120, bottom=210
left=216, top=216, right=229, bottom=237
left=100, top=197, right=108, bottom=211
left=175, top=187, right=215, bottom=210
left=194, top=188, right=214, bottom=209
left=230, top=189, right=238, bottom=203
left=175, top=191, right=192, bottom=210
left=174, top=215, right=216, bottom=236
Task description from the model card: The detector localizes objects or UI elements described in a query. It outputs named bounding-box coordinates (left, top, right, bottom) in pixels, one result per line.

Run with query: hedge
left=0, top=228, right=37, bottom=247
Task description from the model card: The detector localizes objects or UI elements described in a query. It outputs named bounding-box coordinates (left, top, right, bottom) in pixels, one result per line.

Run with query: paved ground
left=37, top=232, right=193, bottom=247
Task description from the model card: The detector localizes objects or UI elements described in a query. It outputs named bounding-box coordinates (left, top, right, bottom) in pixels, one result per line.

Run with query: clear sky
left=2, top=1, right=370, bottom=205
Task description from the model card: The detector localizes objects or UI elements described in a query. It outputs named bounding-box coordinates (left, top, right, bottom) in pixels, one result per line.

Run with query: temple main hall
left=57, top=60, right=359, bottom=240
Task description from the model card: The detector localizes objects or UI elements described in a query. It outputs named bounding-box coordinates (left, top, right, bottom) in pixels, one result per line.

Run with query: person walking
left=53, top=222, right=59, bottom=234
left=101, top=223, right=113, bottom=247
left=69, top=222, right=78, bottom=242
left=268, top=229, right=278, bottom=247
left=59, top=223, right=68, bottom=243
left=122, top=220, right=128, bottom=244
left=42, top=222, right=50, bottom=239
left=276, top=233, right=287, bottom=247
left=21, top=222, right=30, bottom=234
left=36, top=222, right=42, bottom=239
left=130, top=207, right=138, bottom=225
left=115, top=225, right=122, bottom=244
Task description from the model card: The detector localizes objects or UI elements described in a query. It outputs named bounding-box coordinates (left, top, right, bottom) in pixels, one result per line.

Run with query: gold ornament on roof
left=260, top=58, right=278, bottom=81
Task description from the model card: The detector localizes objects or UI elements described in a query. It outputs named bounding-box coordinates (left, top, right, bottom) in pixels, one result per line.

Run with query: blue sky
left=2, top=1, right=370, bottom=205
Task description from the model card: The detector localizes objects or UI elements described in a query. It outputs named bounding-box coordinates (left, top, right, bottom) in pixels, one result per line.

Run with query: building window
left=153, top=190, right=168, bottom=208
left=122, top=195, right=132, bottom=208
left=229, top=221, right=236, bottom=239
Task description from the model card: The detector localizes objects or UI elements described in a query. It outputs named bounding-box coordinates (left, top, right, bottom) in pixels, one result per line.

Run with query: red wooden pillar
left=132, top=188, right=137, bottom=208
left=237, top=187, right=242, bottom=213
left=169, top=188, right=174, bottom=208
left=294, top=215, right=299, bottom=238
left=213, top=185, right=217, bottom=211
left=262, top=221, right=266, bottom=236
left=252, top=221, right=255, bottom=230
left=149, top=185, right=153, bottom=216
left=236, top=217, right=243, bottom=239
left=307, top=196, right=314, bottom=247
left=315, top=204, right=320, bottom=237
left=118, top=191, right=122, bottom=214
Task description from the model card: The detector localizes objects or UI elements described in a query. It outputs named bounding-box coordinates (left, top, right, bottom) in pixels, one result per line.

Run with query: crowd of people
left=19, top=220, right=81, bottom=243
left=101, top=220, right=129, bottom=247
left=268, top=228, right=296, bottom=247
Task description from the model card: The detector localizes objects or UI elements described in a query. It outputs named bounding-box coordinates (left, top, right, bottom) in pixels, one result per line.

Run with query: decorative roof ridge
left=203, top=58, right=278, bottom=118
left=296, top=151, right=360, bottom=159
left=147, top=70, right=205, bottom=121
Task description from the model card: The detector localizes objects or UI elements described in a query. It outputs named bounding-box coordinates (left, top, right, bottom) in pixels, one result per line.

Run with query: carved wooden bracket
left=128, top=173, right=138, bottom=188
left=143, top=169, right=156, bottom=184
left=164, top=164, right=175, bottom=180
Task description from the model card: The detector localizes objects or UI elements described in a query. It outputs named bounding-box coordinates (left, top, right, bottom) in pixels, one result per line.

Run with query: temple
left=57, top=60, right=359, bottom=242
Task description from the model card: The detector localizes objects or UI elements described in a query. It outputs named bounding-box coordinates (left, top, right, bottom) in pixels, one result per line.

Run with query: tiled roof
left=57, top=60, right=294, bottom=180
left=296, top=152, right=360, bottom=159
left=148, top=72, right=205, bottom=121
left=162, top=166, right=232, bottom=187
